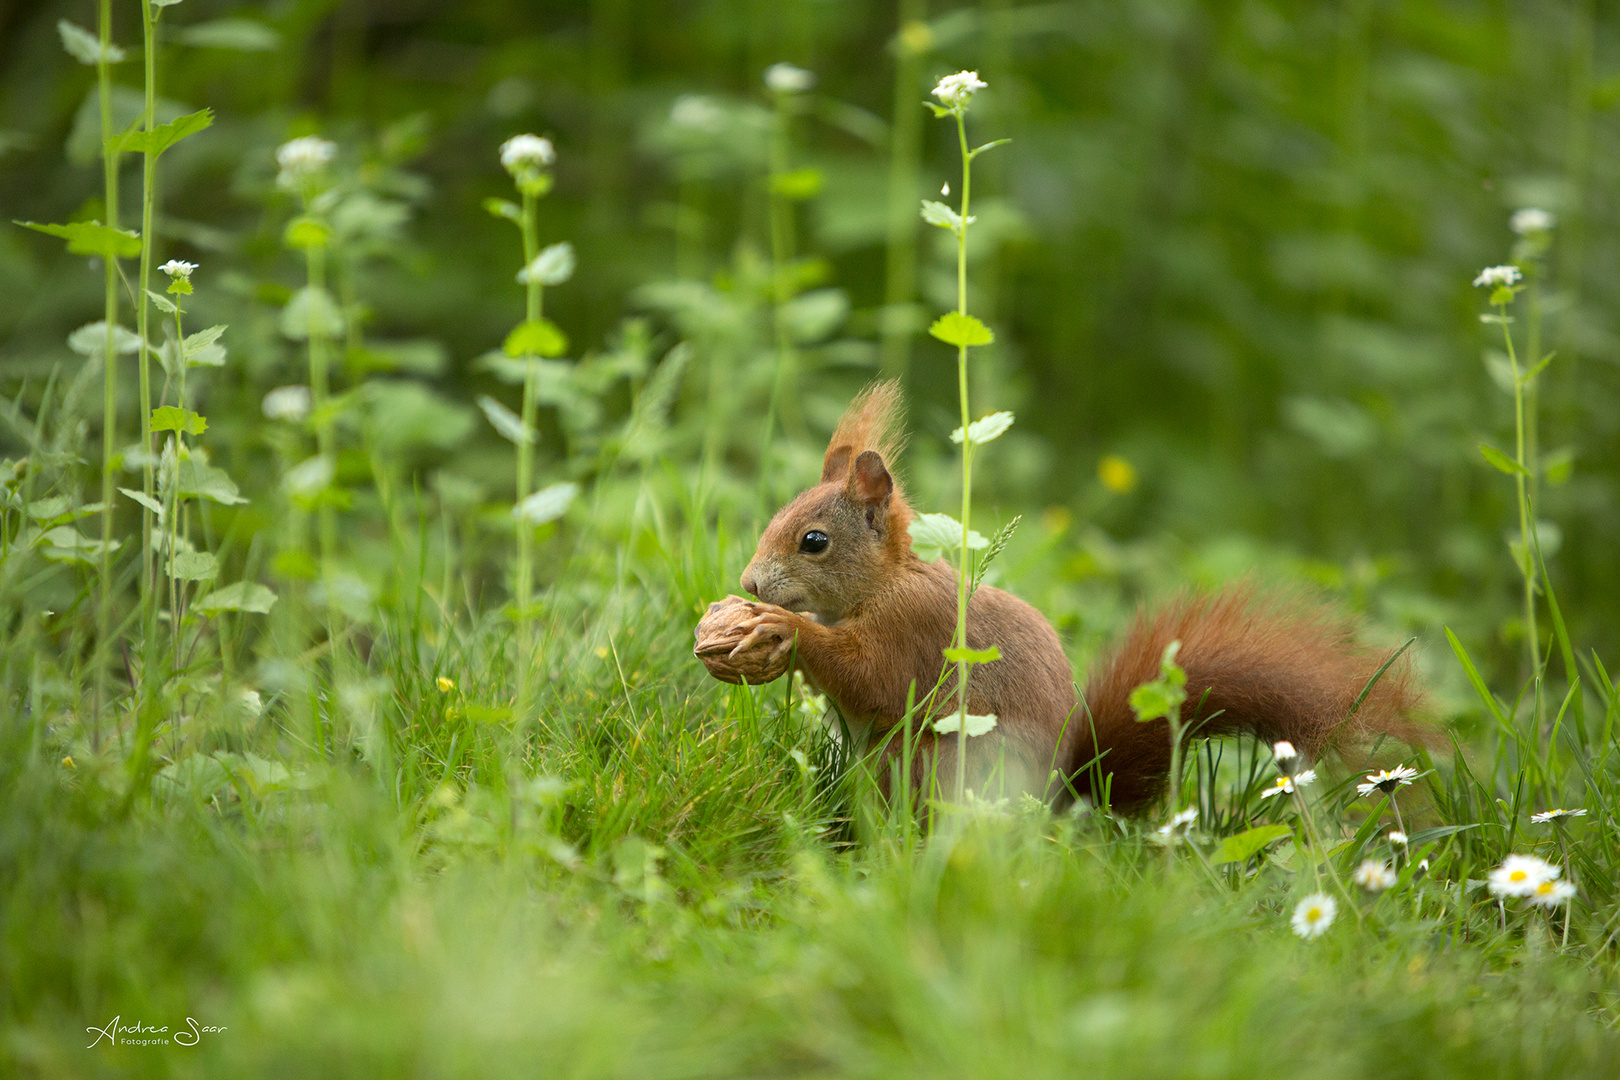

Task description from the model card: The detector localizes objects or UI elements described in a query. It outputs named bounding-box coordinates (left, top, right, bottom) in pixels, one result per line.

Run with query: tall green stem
left=1498, top=302, right=1540, bottom=712
left=952, top=111, right=973, bottom=803
left=759, top=93, right=797, bottom=501
left=136, top=0, right=158, bottom=618
left=881, top=0, right=928, bottom=380
left=515, top=189, right=542, bottom=720
left=306, top=243, right=339, bottom=643
left=93, top=0, right=119, bottom=745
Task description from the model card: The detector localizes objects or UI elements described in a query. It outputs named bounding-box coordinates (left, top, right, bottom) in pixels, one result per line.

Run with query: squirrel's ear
left=821, top=443, right=854, bottom=484
left=848, top=450, right=893, bottom=529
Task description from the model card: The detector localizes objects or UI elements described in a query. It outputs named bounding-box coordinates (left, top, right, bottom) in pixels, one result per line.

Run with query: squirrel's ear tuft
left=848, top=450, right=893, bottom=527
left=821, top=443, right=854, bottom=484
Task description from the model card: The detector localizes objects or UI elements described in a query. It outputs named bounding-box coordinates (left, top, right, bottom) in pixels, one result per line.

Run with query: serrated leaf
left=151, top=406, right=207, bottom=435
left=477, top=395, right=532, bottom=445
left=18, top=220, right=141, bottom=258
left=1479, top=443, right=1528, bottom=476
left=503, top=319, right=568, bottom=358
left=194, top=581, right=277, bottom=615
left=67, top=321, right=142, bottom=357
left=908, top=511, right=988, bottom=563
left=119, top=486, right=165, bottom=516
left=178, top=18, right=279, bottom=51
left=1212, top=823, right=1293, bottom=864
left=933, top=712, right=998, bottom=737
left=920, top=199, right=969, bottom=232
left=943, top=644, right=1001, bottom=664
left=120, top=108, right=213, bottom=157
left=169, top=550, right=219, bottom=581
left=182, top=324, right=227, bottom=367
left=146, top=289, right=177, bottom=314
left=951, top=411, right=1014, bottom=446
left=513, top=481, right=580, bottom=526
left=517, top=242, right=576, bottom=287
left=57, top=20, right=125, bottom=65
left=929, top=311, right=994, bottom=348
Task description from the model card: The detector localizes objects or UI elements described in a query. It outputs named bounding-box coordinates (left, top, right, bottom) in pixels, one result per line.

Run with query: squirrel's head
left=741, top=382, right=913, bottom=624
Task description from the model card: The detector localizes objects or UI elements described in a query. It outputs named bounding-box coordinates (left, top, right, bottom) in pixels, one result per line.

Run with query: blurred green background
left=1, top=0, right=1615, bottom=677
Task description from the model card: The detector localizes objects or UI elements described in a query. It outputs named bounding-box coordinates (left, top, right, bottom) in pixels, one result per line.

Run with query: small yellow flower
left=436, top=676, right=455, bottom=693
left=1098, top=455, right=1138, bottom=494
left=61, top=755, right=75, bottom=769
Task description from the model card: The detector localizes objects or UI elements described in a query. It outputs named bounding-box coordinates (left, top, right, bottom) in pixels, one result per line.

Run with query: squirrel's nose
left=740, top=565, right=759, bottom=598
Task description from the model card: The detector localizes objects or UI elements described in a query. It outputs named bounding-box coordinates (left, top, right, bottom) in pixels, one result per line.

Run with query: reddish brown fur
left=731, top=381, right=1427, bottom=810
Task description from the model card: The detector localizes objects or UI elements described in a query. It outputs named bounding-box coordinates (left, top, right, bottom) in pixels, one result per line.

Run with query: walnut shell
left=693, top=595, right=792, bottom=685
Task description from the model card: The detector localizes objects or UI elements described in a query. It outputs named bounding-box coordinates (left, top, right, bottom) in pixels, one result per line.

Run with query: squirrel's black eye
left=799, top=530, right=830, bottom=554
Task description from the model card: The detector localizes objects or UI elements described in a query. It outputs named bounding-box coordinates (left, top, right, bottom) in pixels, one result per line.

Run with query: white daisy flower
left=1487, top=854, right=1559, bottom=898
left=1356, top=765, right=1420, bottom=796
left=159, top=259, right=196, bottom=280
left=1353, top=859, right=1397, bottom=892
left=1290, top=893, right=1337, bottom=940
left=1530, top=808, right=1587, bottom=824
left=1388, top=830, right=1408, bottom=846
left=1260, top=768, right=1317, bottom=799
left=1473, top=264, right=1522, bottom=289
left=261, top=385, right=312, bottom=422
left=1154, top=807, right=1199, bottom=842
left=276, top=135, right=336, bottom=187
left=1525, top=877, right=1576, bottom=908
left=932, top=70, right=987, bottom=110
left=763, top=62, right=815, bottom=94
left=500, top=134, right=555, bottom=174
left=1510, top=207, right=1555, bottom=235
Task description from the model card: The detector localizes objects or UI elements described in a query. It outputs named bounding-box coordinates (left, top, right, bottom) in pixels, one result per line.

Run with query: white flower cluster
left=932, top=70, right=987, bottom=111
left=159, top=259, right=197, bottom=281
left=1291, top=893, right=1336, bottom=939
left=500, top=134, right=555, bottom=175
left=1487, top=854, right=1575, bottom=906
left=1473, top=264, right=1522, bottom=289
left=764, top=62, right=815, bottom=94
left=1510, top=207, right=1555, bottom=235
left=1353, top=859, right=1397, bottom=892
left=276, top=135, right=336, bottom=188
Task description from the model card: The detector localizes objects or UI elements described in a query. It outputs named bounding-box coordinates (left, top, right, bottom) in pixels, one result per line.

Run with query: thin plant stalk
left=881, top=0, right=928, bottom=380
left=951, top=109, right=973, bottom=803
left=759, top=89, right=798, bottom=501
left=1494, top=296, right=1540, bottom=721
left=136, top=0, right=159, bottom=623
left=93, top=0, right=120, bottom=745
left=515, top=187, right=542, bottom=722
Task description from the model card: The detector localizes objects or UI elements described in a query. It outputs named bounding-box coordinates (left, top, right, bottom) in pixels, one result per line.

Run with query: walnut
left=693, top=595, right=792, bottom=685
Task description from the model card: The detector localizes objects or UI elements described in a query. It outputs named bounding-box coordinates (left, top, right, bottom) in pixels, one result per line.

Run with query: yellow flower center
left=1510, top=870, right=1528, bottom=882
left=1307, top=907, right=1322, bottom=921
left=1537, top=882, right=1554, bottom=895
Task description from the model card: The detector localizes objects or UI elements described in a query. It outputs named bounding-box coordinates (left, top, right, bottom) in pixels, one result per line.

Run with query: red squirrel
left=726, top=381, right=1424, bottom=810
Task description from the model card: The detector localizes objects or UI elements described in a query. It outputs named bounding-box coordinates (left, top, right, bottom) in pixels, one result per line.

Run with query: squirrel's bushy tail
left=1070, top=588, right=1425, bottom=811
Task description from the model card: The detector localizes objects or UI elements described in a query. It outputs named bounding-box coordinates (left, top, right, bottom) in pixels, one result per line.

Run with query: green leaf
left=283, top=216, right=331, bottom=251
left=517, top=242, right=576, bottom=287
left=177, top=459, right=247, bottom=505
left=178, top=18, right=279, bottom=51
left=919, top=199, right=968, bottom=232
left=1479, top=443, right=1528, bottom=476
left=929, top=311, right=994, bottom=348
left=933, top=712, right=998, bottom=737
left=151, top=406, right=207, bottom=435
left=57, top=20, right=125, bottom=65
left=120, top=108, right=213, bottom=157
left=907, top=511, right=988, bottom=563
left=503, top=319, right=569, bottom=358
left=194, top=581, right=277, bottom=615
left=943, top=645, right=1001, bottom=664
left=482, top=197, right=521, bottom=222
left=280, top=286, right=344, bottom=341
left=67, top=321, right=142, bottom=357
left=951, top=411, right=1014, bottom=446
left=146, top=289, right=177, bottom=314
left=477, top=395, right=532, bottom=445
left=968, top=138, right=1012, bottom=158
left=1212, top=824, right=1293, bottom=865
left=181, top=324, right=227, bottom=367
left=119, top=486, right=164, bottom=516
left=513, top=482, right=580, bottom=526
left=769, top=167, right=824, bottom=201
left=169, top=550, right=219, bottom=581
left=17, top=220, right=141, bottom=258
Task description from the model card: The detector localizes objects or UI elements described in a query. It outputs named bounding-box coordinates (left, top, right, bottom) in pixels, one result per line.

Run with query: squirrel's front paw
left=731, top=604, right=803, bottom=662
